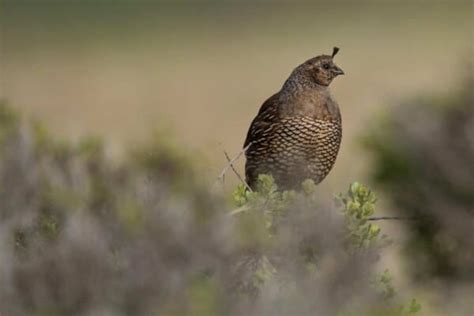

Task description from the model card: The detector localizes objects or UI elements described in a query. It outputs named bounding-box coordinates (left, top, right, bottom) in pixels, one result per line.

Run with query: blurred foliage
left=221, top=176, right=417, bottom=316
left=0, top=101, right=420, bottom=315
left=363, top=71, right=473, bottom=283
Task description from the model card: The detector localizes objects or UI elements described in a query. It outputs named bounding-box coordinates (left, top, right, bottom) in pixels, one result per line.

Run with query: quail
left=244, top=47, right=344, bottom=190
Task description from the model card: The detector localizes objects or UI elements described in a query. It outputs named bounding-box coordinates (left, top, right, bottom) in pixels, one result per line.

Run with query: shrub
left=363, top=72, right=474, bottom=283
left=0, top=102, right=419, bottom=315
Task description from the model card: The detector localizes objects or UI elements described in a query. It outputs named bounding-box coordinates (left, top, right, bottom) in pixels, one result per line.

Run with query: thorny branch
left=214, top=143, right=252, bottom=191
left=224, top=150, right=253, bottom=191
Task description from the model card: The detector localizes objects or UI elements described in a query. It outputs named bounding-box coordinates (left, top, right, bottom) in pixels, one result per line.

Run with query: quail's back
left=244, top=47, right=344, bottom=190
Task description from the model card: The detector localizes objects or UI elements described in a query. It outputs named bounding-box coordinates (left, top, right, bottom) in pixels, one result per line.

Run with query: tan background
left=1, top=2, right=472, bottom=193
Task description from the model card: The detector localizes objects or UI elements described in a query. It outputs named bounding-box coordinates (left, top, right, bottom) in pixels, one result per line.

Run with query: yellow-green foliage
left=337, top=182, right=389, bottom=250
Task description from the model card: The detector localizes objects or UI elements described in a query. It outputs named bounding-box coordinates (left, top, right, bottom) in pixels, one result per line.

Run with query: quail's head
left=296, top=47, right=344, bottom=86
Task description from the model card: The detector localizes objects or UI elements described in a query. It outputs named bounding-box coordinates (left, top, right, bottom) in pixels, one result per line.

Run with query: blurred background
left=1, top=1, right=473, bottom=315
left=2, top=1, right=471, bottom=189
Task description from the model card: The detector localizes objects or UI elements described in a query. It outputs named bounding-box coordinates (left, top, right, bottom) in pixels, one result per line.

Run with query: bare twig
left=228, top=205, right=250, bottom=216
left=367, top=216, right=422, bottom=221
left=224, top=150, right=253, bottom=191
left=214, top=143, right=252, bottom=190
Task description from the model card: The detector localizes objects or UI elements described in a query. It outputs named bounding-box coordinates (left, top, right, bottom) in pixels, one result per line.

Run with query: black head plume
left=331, top=47, right=340, bottom=59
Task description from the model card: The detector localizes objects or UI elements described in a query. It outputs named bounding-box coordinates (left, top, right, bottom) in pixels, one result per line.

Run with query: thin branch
left=228, top=205, right=250, bottom=216
left=224, top=150, right=253, bottom=192
left=367, top=216, right=422, bottom=221
left=214, top=143, right=252, bottom=189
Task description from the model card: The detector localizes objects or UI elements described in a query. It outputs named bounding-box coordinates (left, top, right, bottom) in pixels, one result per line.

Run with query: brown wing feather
left=243, top=93, right=280, bottom=148
left=244, top=93, right=282, bottom=187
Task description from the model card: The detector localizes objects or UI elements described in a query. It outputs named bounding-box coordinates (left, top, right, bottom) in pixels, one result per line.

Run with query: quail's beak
left=332, top=66, right=344, bottom=76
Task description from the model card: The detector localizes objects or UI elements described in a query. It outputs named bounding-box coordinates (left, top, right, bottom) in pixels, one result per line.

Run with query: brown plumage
left=244, top=47, right=344, bottom=190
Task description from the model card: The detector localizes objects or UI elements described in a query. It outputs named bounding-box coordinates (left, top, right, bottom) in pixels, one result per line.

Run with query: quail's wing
left=243, top=93, right=280, bottom=149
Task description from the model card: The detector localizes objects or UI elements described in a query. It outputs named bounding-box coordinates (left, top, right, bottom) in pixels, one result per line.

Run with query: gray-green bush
left=363, top=72, right=473, bottom=284
left=0, top=102, right=418, bottom=316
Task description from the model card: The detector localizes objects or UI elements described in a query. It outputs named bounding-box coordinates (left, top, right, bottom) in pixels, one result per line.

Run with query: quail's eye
left=322, top=63, right=330, bottom=70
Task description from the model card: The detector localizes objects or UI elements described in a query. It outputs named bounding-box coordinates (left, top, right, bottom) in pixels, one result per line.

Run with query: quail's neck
left=280, top=72, right=329, bottom=101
